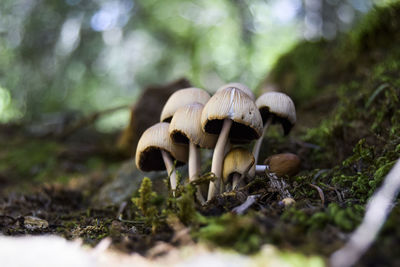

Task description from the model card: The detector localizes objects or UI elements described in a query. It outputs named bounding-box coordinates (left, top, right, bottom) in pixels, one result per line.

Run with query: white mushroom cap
left=160, top=88, right=211, bottom=122
left=201, top=87, right=263, bottom=143
left=255, top=92, right=296, bottom=135
left=135, top=122, right=188, bottom=172
left=216, top=83, right=255, bottom=101
left=169, top=102, right=217, bottom=149
left=222, top=148, right=255, bottom=184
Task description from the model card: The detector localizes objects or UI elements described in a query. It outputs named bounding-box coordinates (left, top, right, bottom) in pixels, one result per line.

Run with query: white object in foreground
left=0, top=236, right=95, bottom=267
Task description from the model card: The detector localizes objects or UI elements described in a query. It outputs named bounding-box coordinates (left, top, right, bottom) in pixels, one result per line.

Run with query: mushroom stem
left=219, top=140, right=232, bottom=194
left=252, top=117, right=272, bottom=164
left=189, top=142, right=200, bottom=182
left=208, top=118, right=233, bottom=201
left=255, top=165, right=267, bottom=175
left=233, top=165, right=253, bottom=191
left=189, top=142, right=205, bottom=204
left=232, top=173, right=241, bottom=189
left=161, top=150, right=177, bottom=196
left=224, top=140, right=232, bottom=157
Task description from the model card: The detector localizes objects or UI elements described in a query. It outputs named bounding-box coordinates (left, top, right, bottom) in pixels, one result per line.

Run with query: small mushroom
left=255, top=153, right=301, bottom=178
left=135, top=122, right=188, bottom=195
left=169, top=102, right=217, bottom=202
left=160, top=88, right=211, bottom=122
left=222, top=148, right=255, bottom=191
left=252, top=92, right=296, bottom=164
left=201, top=86, right=263, bottom=201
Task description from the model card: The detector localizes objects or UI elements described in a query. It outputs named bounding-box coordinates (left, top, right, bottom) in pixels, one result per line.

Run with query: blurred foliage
left=0, top=0, right=378, bottom=129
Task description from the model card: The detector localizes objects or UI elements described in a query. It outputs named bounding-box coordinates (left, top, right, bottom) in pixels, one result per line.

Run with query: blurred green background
left=0, top=0, right=389, bottom=131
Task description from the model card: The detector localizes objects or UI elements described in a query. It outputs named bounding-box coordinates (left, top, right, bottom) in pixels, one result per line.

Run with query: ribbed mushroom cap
left=216, top=83, right=255, bottom=101
left=169, top=102, right=217, bottom=149
left=201, top=87, right=263, bottom=143
left=135, top=122, right=188, bottom=172
left=255, top=92, right=296, bottom=135
left=160, top=88, right=211, bottom=122
left=222, top=148, right=255, bottom=184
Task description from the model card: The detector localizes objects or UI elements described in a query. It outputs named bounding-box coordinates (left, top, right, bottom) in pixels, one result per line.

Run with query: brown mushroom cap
left=222, top=148, right=255, bottom=184
left=216, top=83, right=255, bottom=101
left=160, top=88, right=211, bottom=122
left=255, top=92, right=296, bottom=135
left=135, top=122, right=188, bottom=171
left=201, top=87, right=263, bottom=142
left=169, top=102, right=217, bottom=149
left=264, top=153, right=300, bottom=178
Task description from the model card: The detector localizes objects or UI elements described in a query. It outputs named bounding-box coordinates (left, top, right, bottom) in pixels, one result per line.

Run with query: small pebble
left=279, top=198, right=296, bottom=207
left=24, top=216, right=49, bottom=230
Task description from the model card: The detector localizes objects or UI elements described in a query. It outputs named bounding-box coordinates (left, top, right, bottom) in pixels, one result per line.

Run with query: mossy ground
left=1, top=2, right=400, bottom=266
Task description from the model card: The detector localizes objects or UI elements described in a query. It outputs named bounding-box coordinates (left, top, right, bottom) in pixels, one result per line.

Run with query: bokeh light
left=0, top=0, right=385, bottom=129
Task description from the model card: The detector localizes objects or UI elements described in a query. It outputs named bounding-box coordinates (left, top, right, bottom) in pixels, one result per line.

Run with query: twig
left=0, top=215, right=17, bottom=224
left=330, top=159, right=400, bottom=267
left=232, top=195, right=260, bottom=215
left=57, top=104, right=131, bottom=140
left=320, top=183, right=344, bottom=203
left=312, top=169, right=330, bottom=183
left=116, top=201, right=127, bottom=220
left=309, top=184, right=325, bottom=206
left=233, top=162, right=254, bottom=191
left=190, top=172, right=217, bottom=186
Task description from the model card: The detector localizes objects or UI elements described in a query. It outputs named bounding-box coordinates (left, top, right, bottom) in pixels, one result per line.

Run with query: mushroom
left=135, top=122, right=188, bottom=195
left=216, top=83, right=255, bottom=100
left=222, top=148, right=255, bottom=191
left=160, top=88, right=211, bottom=122
left=215, top=83, right=255, bottom=153
left=255, top=153, right=301, bottom=177
left=201, top=86, right=263, bottom=200
left=169, top=102, right=217, bottom=203
left=252, top=92, right=296, bottom=164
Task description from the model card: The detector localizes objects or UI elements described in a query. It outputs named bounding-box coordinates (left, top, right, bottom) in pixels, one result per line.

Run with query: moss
left=132, top=177, right=163, bottom=232
left=348, top=1, right=400, bottom=56
left=196, top=213, right=262, bottom=254
left=176, top=184, right=198, bottom=225
left=0, top=134, right=114, bottom=192
left=133, top=177, right=158, bottom=217
left=242, top=3, right=400, bottom=260
left=278, top=202, right=364, bottom=245
left=265, top=40, right=330, bottom=104
left=0, top=139, right=61, bottom=180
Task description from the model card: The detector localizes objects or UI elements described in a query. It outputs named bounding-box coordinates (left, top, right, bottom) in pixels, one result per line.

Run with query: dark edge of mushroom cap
left=201, top=87, right=263, bottom=143
left=169, top=103, right=217, bottom=149
left=259, top=107, right=294, bottom=135
left=256, top=92, right=296, bottom=135
left=135, top=122, right=188, bottom=172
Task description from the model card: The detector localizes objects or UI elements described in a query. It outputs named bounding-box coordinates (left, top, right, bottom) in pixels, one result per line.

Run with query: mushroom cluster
left=135, top=84, right=297, bottom=203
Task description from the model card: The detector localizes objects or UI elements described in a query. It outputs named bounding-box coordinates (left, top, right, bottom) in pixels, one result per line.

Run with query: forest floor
left=1, top=3, right=400, bottom=267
